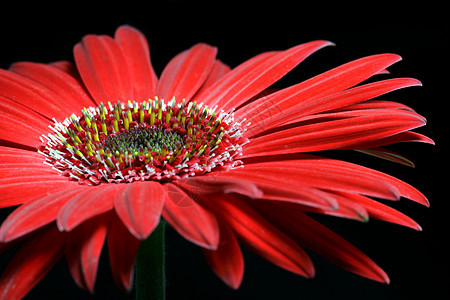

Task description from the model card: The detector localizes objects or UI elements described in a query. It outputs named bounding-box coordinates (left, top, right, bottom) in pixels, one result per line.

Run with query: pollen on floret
left=38, top=97, right=249, bottom=185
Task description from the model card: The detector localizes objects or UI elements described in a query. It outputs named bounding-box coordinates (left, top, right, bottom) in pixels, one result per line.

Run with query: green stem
left=135, top=221, right=166, bottom=300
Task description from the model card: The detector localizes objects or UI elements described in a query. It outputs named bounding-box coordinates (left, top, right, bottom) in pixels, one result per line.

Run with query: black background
left=0, top=2, right=448, bottom=299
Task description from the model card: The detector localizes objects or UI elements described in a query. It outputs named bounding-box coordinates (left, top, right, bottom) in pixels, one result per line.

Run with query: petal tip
left=416, top=223, right=423, bottom=232
left=306, top=266, right=316, bottom=279
left=222, top=272, right=244, bottom=290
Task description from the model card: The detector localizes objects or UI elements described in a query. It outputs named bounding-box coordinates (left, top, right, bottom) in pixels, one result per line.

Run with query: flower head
left=0, top=25, right=432, bottom=299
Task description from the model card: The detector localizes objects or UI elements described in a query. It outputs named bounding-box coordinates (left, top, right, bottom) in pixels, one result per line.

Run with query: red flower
left=0, top=25, right=432, bottom=299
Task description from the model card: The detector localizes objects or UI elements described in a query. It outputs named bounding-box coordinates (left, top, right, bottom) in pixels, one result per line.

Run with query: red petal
left=0, top=167, right=56, bottom=182
left=74, top=34, right=132, bottom=104
left=243, top=110, right=425, bottom=156
left=238, top=54, right=403, bottom=124
left=0, top=178, right=77, bottom=209
left=296, top=190, right=421, bottom=229
left=175, top=175, right=263, bottom=199
left=244, top=154, right=428, bottom=206
left=107, top=215, right=141, bottom=291
left=214, top=194, right=315, bottom=278
left=49, top=61, right=82, bottom=78
left=0, top=69, right=72, bottom=121
left=162, top=183, right=219, bottom=249
left=0, top=174, right=64, bottom=184
left=309, top=190, right=369, bottom=222
left=10, top=61, right=96, bottom=110
left=0, top=146, right=43, bottom=162
left=256, top=201, right=390, bottom=283
left=289, top=190, right=369, bottom=222
left=200, top=51, right=276, bottom=104
left=114, top=181, right=166, bottom=240
left=57, top=184, right=124, bottom=231
left=229, top=157, right=400, bottom=201
left=0, top=225, right=65, bottom=300
left=340, top=192, right=421, bottom=230
left=202, top=219, right=244, bottom=289
left=0, top=186, right=83, bottom=242
left=351, top=164, right=429, bottom=206
left=0, top=96, right=51, bottom=148
left=0, top=164, right=60, bottom=179
left=114, top=25, right=158, bottom=100
left=202, top=40, right=332, bottom=111
left=304, top=106, right=426, bottom=121
left=334, top=99, right=418, bottom=112
left=345, top=131, right=435, bottom=149
left=191, top=59, right=231, bottom=101
left=156, top=43, right=217, bottom=102
left=218, top=171, right=338, bottom=210
left=242, top=77, right=420, bottom=136
left=65, top=212, right=111, bottom=293
left=0, top=146, right=50, bottom=172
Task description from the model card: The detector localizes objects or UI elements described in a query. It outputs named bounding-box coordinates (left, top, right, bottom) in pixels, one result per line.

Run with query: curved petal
left=0, top=186, right=83, bottom=242
left=241, top=76, right=420, bottom=137
left=0, top=69, right=71, bottom=121
left=243, top=110, right=426, bottom=157
left=114, top=25, right=158, bottom=100
left=310, top=190, right=369, bottom=222
left=9, top=61, right=96, bottom=111
left=241, top=154, right=428, bottom=206
left=202, top=218, right=244, bottom=289
left=175, top=175, right=263, bottom=199
left=191, top=59, right=231, bottom=101
left=333, top=99, right=418, bottom=112
left=214, top=194, right=315, bottom=278
left=237, top=54, right=405, bottom=134
left=0, top=147, right=55, bottom=185
left=74, top=34, right=132, bottom=104
left=107, top=214, right=141, bottom=291
left=0, top=175, right=68, bottom=185
left=344, top=130, right=435, bottom=150
left=296, top=105, right=426, bottom=123
left=49, top=61, right=83, bottom=79
left=156, top=43, right=217, bottom=102
left=199, top=51, right=276, bottom=105
left=65, top=212, right=111, bottom=293
left=337, top=192, right=421, bottom=230
left=0, top=145, right=44, bottom=162
left=114, top=181, right=166, bottom=240
left=0, top=163, right=60, bottom=180
left=227, top=157, right=400, bottom=201
left=57, top=184, right=125, bottom=231
left=162, top=183, right=219, bottom=249
left=217, top=171, right=338, bottom=210
left=256, top=201, right=390, bottom=283
left=0, top=178, right=77, bottom=209
left=202, top=40, right=333, bottom=111
left=0, top=96, right=52, bottom=148
left=0, top=225, right=65, bottom=300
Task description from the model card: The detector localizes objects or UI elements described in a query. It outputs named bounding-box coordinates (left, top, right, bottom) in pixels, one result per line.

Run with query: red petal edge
left=0, top=226, right=65, bottom=299
left=162, top=183, right=219, bottom=250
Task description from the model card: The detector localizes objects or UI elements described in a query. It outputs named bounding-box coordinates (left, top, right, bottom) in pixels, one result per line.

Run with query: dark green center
left=103, top=126, right=184, bottom=157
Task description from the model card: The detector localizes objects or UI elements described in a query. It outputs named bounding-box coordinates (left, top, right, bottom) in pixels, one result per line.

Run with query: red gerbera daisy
left=0, top=25, right=433, bottom=299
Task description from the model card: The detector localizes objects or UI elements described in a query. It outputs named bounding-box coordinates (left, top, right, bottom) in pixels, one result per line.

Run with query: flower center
left=103, top=127, right=184, bottom=158
left=38, top=98, right=249, bottom=185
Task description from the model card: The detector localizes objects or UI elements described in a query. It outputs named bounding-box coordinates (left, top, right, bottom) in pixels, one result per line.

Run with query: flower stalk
left=135, top=221, right=166, bottom=300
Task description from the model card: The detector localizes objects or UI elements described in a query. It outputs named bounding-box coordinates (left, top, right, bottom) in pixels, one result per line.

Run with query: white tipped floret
left=116, top=169, right=125, bottom=180
left=69, top=173, right=81, bottom=180
left=38, top=99, right=248, bottom=185
left=98, top=169, right=108, bottom=179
